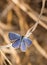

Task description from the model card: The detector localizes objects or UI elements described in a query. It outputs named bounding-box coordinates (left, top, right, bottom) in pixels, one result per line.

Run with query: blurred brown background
left=0, top=0, right=47, bottom=65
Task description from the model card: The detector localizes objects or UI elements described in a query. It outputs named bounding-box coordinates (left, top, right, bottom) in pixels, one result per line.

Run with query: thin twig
left=0, top=50, right=12, bottom=65
left=25, top=0, right=46, bottom=38
left=0, top=3, right=13, bottom=18
left=0, top=22, right=15, bottom=30
left=11, top=0, right=47, bottom=29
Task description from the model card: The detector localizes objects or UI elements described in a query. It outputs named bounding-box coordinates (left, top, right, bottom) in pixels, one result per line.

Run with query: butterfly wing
left=12, top=39, right=21, bottom=48
left=23, top=37, right=32, bottom=47
left=20, top=40, right=26, bottom=52
left=8, top=32, right=21, bottom=40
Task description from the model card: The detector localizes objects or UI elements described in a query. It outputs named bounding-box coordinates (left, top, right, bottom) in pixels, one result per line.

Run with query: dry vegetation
left=0, top=0, right=47, bottom=65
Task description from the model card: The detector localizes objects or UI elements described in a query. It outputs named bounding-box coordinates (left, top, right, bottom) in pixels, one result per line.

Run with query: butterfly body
left=20, top=36, right=24, bottom=42
left=9, top=32, right=32, bottom=52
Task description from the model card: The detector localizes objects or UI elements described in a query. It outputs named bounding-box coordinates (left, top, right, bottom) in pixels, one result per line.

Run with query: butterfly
left=8, top=32, right=32, bottom=52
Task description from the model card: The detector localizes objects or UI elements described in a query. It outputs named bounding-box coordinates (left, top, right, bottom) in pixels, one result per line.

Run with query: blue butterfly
left=8, top=32, right=32, bottom=52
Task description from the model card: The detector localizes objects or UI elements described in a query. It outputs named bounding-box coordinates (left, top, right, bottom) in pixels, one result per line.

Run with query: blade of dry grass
left=0, top=50, right=12, bottom=65
left=11, top=0, right=47, bottom=29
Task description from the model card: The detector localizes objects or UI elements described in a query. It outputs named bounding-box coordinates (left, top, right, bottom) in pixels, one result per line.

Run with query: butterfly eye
left=9, top=32, right=21, bottom=40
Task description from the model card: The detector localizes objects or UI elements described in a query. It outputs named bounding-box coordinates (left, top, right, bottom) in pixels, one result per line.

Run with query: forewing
left=23, top=37, right=32, bottom=47
left=20, top=41, right=26, bottom=52
left=12, top=39, right=21, bottom=48
left=8, top=32, right=21, bottom=40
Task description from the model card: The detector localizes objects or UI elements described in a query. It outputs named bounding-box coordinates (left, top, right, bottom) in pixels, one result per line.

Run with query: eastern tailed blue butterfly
left=8, top=32, right=32, bottom=52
